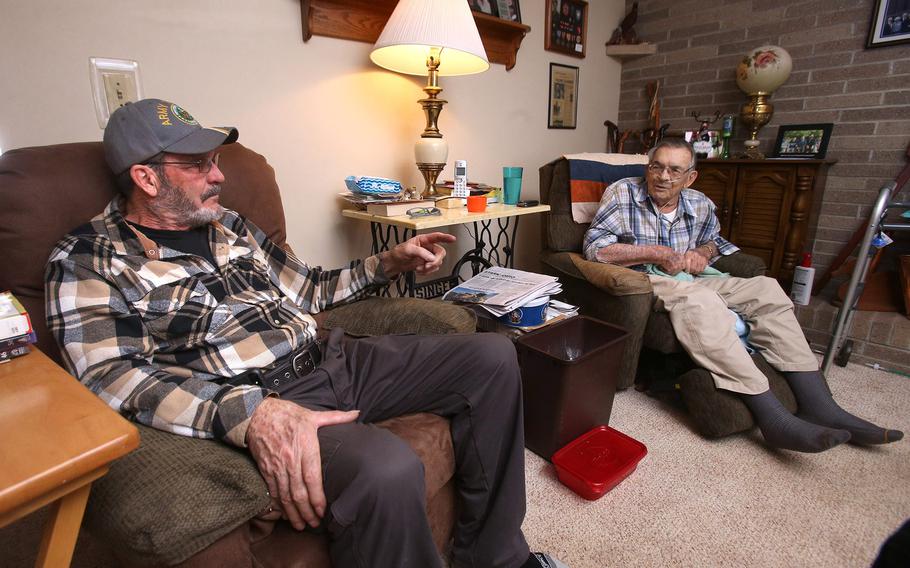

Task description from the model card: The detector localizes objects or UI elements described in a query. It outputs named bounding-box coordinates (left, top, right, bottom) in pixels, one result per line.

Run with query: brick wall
left=616, top=0, right=910, bottom=371
left=618, top=0, right=909, bottom=275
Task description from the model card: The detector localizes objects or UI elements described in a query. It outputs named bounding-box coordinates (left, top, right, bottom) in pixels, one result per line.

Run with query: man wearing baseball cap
left=46, top=99, right=565, bottom=568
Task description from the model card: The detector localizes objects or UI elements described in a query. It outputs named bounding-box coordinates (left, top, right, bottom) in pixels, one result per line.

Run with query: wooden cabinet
left=694, top=159, right=832, bottom=285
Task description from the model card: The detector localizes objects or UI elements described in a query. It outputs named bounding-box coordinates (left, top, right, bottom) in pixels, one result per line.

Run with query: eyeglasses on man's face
left=406, top=207, right=442, bottom=218
left=647, top=162, right=693, bottom=181
left=147, top=153, right=220, bottom=175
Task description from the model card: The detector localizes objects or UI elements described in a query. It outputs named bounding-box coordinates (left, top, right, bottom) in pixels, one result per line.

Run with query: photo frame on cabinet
left=495, top=0, right=521, bottom=23
left=866, top=0, right=910, bottom=48
left=772, top=124, right=833, bottom=159
left=545, top=0, right=588, bottom=58
left=548, top=63, right=579, bottom=129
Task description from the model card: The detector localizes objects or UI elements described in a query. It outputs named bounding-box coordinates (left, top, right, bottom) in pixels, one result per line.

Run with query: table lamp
left=371, top=0, right=489, bottom=197
left=735, top=45, right=792, bottom=159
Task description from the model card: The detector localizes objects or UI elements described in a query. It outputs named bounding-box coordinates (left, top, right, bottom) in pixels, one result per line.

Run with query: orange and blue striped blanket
left=565, top=152, right=649, bottom=223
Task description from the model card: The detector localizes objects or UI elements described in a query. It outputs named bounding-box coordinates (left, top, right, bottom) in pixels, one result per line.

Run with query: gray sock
left=740, top=389, right=851, bottom=452
left=785, top=370, right=904, bottom=445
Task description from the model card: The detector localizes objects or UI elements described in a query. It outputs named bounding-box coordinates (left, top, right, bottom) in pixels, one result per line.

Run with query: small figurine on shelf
left=608, top=1, right=639, bottom=45
left=690, top=111, right=720, bottom=159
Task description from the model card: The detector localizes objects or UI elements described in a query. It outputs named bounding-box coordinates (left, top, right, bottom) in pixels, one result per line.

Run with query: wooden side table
left=342, top=202, right=551, bottom=297
left=0, top=349, right=139, bottom=567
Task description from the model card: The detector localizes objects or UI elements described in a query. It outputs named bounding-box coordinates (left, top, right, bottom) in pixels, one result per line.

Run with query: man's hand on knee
left=247, top=398, right=360, bottom=530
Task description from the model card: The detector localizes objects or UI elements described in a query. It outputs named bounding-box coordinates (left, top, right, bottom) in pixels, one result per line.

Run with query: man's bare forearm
left=594, top=243, right=677, bottom=267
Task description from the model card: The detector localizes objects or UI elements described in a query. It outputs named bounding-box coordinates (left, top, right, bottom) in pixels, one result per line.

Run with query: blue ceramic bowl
left=498, top=296, right=549, bottom=328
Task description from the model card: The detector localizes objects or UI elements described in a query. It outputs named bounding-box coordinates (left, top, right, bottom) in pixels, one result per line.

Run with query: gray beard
left=153, top=179, right=224, bottom=228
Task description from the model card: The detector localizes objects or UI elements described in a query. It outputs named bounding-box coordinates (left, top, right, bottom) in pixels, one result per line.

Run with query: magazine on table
left=442, top=267, right=562, bottom=317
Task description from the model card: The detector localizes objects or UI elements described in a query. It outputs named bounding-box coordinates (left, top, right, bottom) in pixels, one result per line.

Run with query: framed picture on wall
left=866, top=0, right=910, bottom=48
left=548, top=63, right=579, bottom=129
left=495, top=0, right=521, bottom=23
left=545, top=0, right=588, bottom=58
left=468, top=0, right=498, bottom=17
left=772, top=124, right=833, bottom=159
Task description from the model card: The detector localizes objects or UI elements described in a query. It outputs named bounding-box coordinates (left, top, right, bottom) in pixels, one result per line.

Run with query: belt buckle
left=291, top=346, right=316, bottom=378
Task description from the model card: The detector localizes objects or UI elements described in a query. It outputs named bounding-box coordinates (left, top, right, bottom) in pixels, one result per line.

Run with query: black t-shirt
left=129, top=223, right=216, bottom=266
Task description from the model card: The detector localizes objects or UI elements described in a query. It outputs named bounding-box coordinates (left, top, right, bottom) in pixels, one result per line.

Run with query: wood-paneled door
left=694, top=159, right=832, bottom=286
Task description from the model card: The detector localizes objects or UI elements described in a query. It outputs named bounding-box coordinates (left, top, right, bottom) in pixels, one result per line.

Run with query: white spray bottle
left=790, top=252, right=815, bottom=305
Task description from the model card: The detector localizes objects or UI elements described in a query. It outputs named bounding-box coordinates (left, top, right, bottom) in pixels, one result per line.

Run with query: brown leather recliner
left=0, top=142, right=475, bottom=567
left=538, top=156, right=803, bottom=439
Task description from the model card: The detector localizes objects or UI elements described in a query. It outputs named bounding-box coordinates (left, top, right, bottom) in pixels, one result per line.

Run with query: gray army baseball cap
left=103, top=98, right=238, bottom=175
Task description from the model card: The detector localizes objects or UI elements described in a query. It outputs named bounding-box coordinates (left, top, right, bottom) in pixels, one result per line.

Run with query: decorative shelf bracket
left=301, top=0, right=531, bottom=70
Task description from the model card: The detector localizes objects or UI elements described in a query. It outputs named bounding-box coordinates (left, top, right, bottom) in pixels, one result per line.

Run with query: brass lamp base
left=413, top=51, right=448, bottom=199
left=740, top=139, right=765, bottom=160
left=739, top=92, right=773, bottom=160
left=416, top=162, right=445, bottom=198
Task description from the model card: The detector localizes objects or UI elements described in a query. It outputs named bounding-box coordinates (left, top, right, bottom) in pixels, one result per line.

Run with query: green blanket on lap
left=643, top=264, right=729, bottom=280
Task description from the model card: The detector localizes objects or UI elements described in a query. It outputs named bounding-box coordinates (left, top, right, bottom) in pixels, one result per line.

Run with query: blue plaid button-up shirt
left=583, top=177, right=738, bottom=269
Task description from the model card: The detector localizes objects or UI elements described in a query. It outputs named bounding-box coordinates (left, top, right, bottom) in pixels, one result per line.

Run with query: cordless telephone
left=453, top=160, right=468, bottom=197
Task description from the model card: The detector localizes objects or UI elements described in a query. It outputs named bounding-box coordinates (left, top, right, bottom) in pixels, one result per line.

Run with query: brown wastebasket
left=515, top=316, right=628, bottom=460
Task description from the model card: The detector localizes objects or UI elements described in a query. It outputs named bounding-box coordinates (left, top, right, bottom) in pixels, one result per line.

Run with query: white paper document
left=442, top=267, right=562, bottom=317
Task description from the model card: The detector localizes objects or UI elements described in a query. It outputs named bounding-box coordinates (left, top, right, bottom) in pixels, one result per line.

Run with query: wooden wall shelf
left=605, top=43, right=657, bottom=59
left=300, top=0, right=531, bottom=70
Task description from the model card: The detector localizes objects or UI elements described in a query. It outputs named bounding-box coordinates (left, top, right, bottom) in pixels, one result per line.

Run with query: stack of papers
left=339, top=192, right=402, bottom=205
left=442, top=267, right=562, bottom=318
left=548, top=299, right=579, bottom=319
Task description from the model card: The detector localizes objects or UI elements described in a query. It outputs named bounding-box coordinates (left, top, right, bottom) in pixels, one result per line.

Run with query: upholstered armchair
left=0, top=142, right=474, bottom=566
left=539, top=155, right=801, bottom=438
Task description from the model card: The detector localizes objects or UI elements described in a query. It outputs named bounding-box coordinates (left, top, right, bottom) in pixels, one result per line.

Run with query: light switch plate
left=90, top=57, right=143, bottom=129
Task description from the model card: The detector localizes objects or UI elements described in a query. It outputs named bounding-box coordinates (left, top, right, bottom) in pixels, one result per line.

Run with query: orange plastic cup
left=466, top=195, right=487, bottom=212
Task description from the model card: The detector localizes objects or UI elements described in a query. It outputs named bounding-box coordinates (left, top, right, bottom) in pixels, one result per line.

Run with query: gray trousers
left=277, top=328, right=530, bottom=568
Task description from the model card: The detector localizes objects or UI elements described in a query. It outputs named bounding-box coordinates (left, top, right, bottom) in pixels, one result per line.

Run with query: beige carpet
left=522, top=361, right=910, bottom=568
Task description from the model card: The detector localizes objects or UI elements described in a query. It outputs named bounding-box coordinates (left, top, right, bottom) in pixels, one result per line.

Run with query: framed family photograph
left=545, top=0, right=588, bottom=58
left=866, top=0, right=910, bottom=48
left=772, top=124, right=833, bottom=159
left=468, top=0, right=498, bottom=16
left=548, top=63, right=579, bottom=129
left=495, top=0, right=521, bottom=23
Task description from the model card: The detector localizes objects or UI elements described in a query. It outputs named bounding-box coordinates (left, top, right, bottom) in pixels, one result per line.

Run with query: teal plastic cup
left=502, top=166, right=523, bottom=205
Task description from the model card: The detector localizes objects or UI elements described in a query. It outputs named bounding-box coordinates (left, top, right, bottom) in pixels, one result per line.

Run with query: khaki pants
left=648, top=275, right=818, bottom=395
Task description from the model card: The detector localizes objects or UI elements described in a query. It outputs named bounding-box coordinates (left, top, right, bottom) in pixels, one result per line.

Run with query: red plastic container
left=551, top=425, right=647, bottom=500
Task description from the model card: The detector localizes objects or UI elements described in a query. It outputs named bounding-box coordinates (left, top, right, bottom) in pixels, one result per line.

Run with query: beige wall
left=0, top=0, right=625, bottom=271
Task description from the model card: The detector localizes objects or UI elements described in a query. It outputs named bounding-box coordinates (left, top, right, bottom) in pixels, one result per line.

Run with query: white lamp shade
left=736, top=45, right=792, bottom=94
left=370, top=0, right=489, bottom=76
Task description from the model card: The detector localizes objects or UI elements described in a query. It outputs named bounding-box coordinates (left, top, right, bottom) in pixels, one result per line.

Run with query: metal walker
left=822, top=181, right=910, bottom=375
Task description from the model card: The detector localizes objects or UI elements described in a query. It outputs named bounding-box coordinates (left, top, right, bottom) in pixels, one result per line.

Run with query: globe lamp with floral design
left=736, top=45, right=792, bottom=159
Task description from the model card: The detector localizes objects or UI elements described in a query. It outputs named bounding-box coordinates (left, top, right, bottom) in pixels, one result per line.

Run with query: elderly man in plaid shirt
left=45, top=99, right=568, bottom=568
left=584, top=138, right=901, bottom=453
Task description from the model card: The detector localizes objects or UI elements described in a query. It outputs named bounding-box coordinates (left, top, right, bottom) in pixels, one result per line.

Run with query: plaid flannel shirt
left=582, top=177, right=738, bottom=268
left=45, top=198, right=387, bottom=447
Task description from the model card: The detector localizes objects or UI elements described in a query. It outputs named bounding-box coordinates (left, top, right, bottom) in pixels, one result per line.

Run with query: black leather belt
left=227, top=341, right=322, bottom=390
